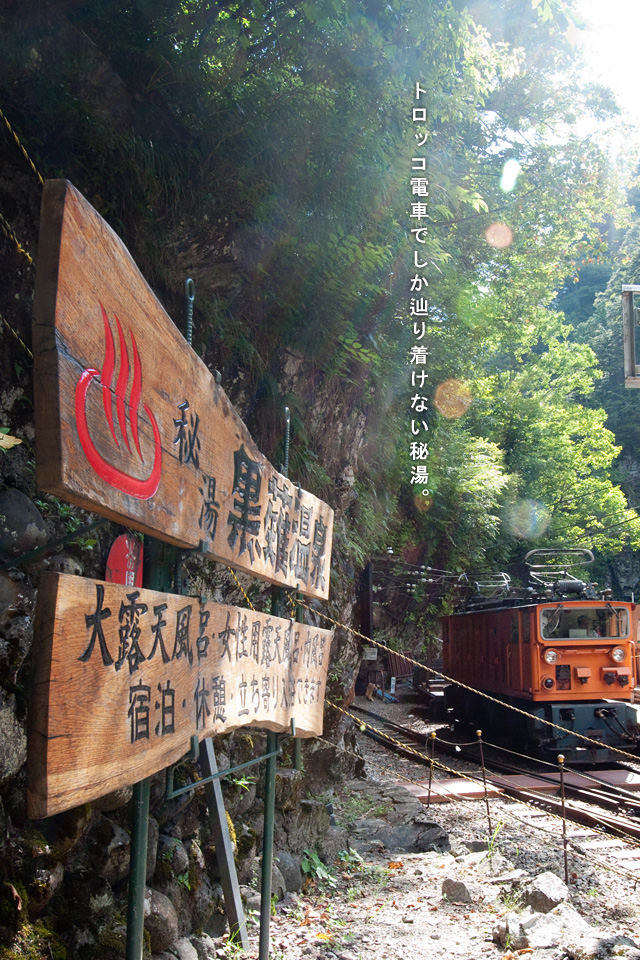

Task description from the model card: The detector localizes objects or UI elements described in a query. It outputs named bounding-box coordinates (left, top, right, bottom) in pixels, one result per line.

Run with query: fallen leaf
left=8, top=885, right=22, bottom=911
left=0, top=432, right=22, bottom=450
left=388, top=861, right=404, bottom=869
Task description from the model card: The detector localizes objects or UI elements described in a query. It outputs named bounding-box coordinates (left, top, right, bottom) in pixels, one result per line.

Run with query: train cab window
left=522, top=613, right=530, bottom=644
left=540, top=606, right=629, bottom=640
left=510, top=613, right=519, bottom=643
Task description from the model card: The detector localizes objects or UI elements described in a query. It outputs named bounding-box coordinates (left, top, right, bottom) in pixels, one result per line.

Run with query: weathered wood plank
left=32, top=180, right=333, bottom=598
left=27, top=572, right=333, bottom=819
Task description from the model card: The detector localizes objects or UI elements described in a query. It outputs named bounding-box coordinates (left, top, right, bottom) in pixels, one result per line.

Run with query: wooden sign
left=105, top=533, right=143, bottom=586
left=32, top=180, right=333, bottom=599
left=28, top=572, right=333, bottom=818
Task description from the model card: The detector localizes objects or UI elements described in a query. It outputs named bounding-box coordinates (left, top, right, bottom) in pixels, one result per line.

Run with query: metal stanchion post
left=259, top=729, right=278, bottom=960
left=125, top=778, right=151, bottom=960
left=294, top=591, right=303, bottom=772
left=426, top=731, right=436, bottom=809
left=558, top=754, right=569, bottom=885
left=126, top=537, right=173, bottom=960
left=476, top=730, right=493, bottom=839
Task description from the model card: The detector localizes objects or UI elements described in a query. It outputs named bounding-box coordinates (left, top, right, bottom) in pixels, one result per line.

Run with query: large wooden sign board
left=32, top=180, right=333, bottom=599
left=28, top=572, right=333, bottom=819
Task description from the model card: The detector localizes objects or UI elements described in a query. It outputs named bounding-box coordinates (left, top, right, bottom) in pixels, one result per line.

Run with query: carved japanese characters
left=28, top=573, right=333, bottom=818
left=33, top=180, right=333, bottom=599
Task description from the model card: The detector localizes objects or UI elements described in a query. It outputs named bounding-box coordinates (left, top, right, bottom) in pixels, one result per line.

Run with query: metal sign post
left=126, top=536, right=172, bottom=960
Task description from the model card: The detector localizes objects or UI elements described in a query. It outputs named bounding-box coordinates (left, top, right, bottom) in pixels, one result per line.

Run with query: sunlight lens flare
left=434, top=380, right=472, bottom=419
left=504, top=500, right=550, bottom=539
left=500, top=159, right=521, bottom=193
left=485, top=222, right=513, bottom=249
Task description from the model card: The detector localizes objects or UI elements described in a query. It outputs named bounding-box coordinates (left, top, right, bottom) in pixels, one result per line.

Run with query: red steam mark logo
left=75, top=303, right=162, bottom=499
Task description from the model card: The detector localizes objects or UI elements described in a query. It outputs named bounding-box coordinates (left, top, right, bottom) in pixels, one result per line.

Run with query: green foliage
left=0, top=915, right=67, bottom=960
left=1, top=0, right=636, bottom=618
left=336, top=848, right=365, bottom=871
left=300, top=848, right=337, bottom=889
left=227, top=774, right=256, bottom=792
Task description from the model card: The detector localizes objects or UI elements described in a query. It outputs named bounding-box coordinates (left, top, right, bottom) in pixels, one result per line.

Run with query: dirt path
left=213, top=691, right=640, bottom=960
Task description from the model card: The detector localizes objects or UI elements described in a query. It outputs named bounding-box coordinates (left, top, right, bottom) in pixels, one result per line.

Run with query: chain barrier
left=0, top=211, right=34, bottom=266
left=225, top=566, right=257, bottom=612
left=320, top=712, right=640, bottom=884
left=296, top=597, right=640, bottom=764
left=0, top=104, right=45, bottom=185
left=0, top=310, right=33, bottom=360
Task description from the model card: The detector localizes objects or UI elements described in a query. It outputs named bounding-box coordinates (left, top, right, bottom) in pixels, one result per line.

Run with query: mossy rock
left=0, top=918, right=67, bottom=960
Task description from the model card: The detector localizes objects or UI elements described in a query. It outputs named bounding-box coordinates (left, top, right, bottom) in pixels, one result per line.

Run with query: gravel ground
left=215, top=689, right=640, bottom=960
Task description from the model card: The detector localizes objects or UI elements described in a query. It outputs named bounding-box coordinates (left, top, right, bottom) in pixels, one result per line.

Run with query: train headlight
left=543, top=649, right=558, bottom=664
left=542, top=677, right=554, bottom=689
left=610, top=647, right=626, bottom=663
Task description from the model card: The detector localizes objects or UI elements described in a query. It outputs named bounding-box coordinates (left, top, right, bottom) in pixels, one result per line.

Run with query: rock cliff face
left=0, top=72, right=370, bottom=960
left=0, top=291, right=366, bottom=958
left=0, top=312, right=364, bottom=959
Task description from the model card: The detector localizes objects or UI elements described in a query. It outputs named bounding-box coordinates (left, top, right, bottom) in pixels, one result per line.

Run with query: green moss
left=235, top=827, right=257, bottom=862
left=152, top=856, right=173, bottom=883
left=94, top=924, right=127, bottom=959
left=0, top=881, right=28, bottom=931
left=0, top=918, right=67, bottom=960
left=225, top=811, right=237, bottom=847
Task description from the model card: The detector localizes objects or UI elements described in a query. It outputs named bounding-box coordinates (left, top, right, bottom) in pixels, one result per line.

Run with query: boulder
left=275, top=850, right=303, bottom=892
left=347, top=816, right=449, bottom=855
left=442, top=877, right=475, bottom=903
left=89, top=815, right=131, bottom=884
left=317, top=825, right=350, bottom=862
left=493, top=909, right=527, bottom=949
left=562, top=934, right=640, bottom=960
left=0, top=488, right=47, bottom=560
left=523, top=871, right=569, bottom=913
left=146, top=817, right=159, bottom=881
left=39, top=803, right=93, bottom=858
left=240, top=883, right=262, bottom=916
left=172, top=937, right=199, bottom=960
left=94, top=785, right=134, bottom=813
left=521, top=902, right=591, bottom=949
left=257, top=862, right=286, bottom=901
left=475, top=852, right=514, bottom=877
left=27, top=860, right=64, bottom=916
left=190, top=932, right=218, bottom=960
left=144, top=887, right=179, bottom=953
left=0, top=688, right=26, bottom=785
left=157, top=835, right=190, bottom=877
left=464, top=839, right=489, bottom=853
left=187, top=839, right=218, bottom=929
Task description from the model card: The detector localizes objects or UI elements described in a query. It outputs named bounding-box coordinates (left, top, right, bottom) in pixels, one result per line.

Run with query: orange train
left=442, top=595, right=640, bottom=763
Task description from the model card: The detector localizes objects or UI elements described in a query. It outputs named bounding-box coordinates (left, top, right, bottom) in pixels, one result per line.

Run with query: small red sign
left=105, top=534, right=143, bottom=587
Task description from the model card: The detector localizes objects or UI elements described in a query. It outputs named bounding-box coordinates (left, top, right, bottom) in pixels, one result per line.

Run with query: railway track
left=350, top=702, right=640, bottom=865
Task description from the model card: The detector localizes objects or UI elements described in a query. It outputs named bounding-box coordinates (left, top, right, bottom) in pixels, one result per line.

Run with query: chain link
left=0, top=212, right=34, bottom=266
left=225, top=566, right=257, bottom=612
left=0, top=310, right=33, bottom=359
left=320, top=711, right=640, bottom=882
left=0, top=104, right=45, bottom=185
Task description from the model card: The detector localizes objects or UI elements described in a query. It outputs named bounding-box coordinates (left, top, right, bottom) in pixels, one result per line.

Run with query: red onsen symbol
left=75, top=303, right=162, bottom=499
